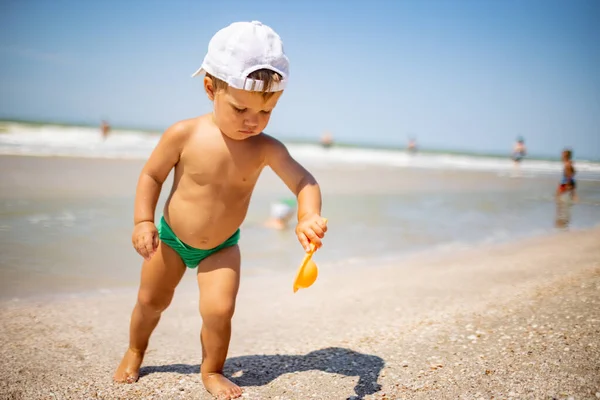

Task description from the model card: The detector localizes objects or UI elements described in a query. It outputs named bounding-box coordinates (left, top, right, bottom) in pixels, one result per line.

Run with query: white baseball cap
left=192, top=21, right=289, bottom=92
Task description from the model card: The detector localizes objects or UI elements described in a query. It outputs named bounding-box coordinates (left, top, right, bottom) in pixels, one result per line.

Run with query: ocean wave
left=1, top=122, right=599, bottom=179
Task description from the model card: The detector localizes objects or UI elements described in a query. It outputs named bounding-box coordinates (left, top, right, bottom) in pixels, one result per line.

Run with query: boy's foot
left=113, top=348, right=144, bottom=383
left=202, top=373, right=242, bottom=399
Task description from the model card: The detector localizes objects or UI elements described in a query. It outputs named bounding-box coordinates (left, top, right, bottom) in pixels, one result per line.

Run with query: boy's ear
left=204, top=76, right=216, bottom=101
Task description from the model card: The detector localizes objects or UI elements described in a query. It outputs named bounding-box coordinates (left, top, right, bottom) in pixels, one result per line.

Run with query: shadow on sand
left=139, top=347, right=384, bottom=399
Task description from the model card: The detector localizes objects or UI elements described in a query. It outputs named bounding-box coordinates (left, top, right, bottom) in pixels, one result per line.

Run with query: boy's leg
left=114, top=242, right=186, bottom=383
left=197, top=245, right=242, bottom=399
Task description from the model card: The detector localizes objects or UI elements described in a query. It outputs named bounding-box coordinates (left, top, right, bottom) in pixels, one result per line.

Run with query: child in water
left=113, top=21, right=327, bottom=400
left=265, top=198, right=297, bottom=230
left=556, top=148, right=578, bottom=201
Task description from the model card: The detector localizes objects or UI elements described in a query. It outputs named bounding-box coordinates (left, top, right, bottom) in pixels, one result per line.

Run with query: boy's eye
left=233, top=106, right=247, bottom=114
left=260, top=110, right=272, bottom=115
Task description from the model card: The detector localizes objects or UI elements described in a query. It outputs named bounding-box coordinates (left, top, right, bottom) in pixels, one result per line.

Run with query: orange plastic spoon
left=293, top=218, right=327, bottom=293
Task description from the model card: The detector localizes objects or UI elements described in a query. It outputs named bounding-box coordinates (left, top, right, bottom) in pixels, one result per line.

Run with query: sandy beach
left=1, top=154, right=600, bottom=399
left=1, top=223, right=599, bottom=399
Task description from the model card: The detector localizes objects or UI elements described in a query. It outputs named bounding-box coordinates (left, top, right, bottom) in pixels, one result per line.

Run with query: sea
left=1, top=120, right=600, bottom=177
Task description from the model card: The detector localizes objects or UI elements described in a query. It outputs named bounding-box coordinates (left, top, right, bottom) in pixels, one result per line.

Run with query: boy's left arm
left=263, top=136, right=327, bottom=251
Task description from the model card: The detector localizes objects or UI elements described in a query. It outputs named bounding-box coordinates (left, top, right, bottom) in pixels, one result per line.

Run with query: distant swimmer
left=320, top=131, right=334, bottom=149
left=407, top=137, right=418, bottom=154
left=511, top=136, right=526, bottom=164
left=264, top=198, right=297, bottom=230
left=556, top=148, right=578, bottom=202
left=101, top=120, right=111, bottom=140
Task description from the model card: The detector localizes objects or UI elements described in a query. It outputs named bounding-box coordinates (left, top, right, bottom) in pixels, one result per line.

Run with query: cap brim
left=191, top=67, right=204, bottom=78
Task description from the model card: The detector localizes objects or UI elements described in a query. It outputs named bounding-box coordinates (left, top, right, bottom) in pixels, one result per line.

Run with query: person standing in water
left=555, top=148, right=578, bottom=228
left=320, top=131, right=334, bottom=149
left=556, top=148, right=578, bottom=201
left=407, top=137, right=418, bottom=154
left=100, top=120, right=111, bottom=140
left=511, top=136, right=526, bottom=164
left=510, top=136, right=527, bottom=176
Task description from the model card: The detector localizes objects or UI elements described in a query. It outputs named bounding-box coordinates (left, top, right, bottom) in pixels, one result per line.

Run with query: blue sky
left=1, top=0, right=599, bottom=159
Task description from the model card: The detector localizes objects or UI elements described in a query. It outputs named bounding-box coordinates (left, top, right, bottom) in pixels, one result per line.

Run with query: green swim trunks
left=157, top=216, right=240, bottom=268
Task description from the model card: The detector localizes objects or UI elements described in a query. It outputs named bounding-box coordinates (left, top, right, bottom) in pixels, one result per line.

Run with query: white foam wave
left=1, top=122, right=599, bottom=179
left=0, top=123, right=159, bottom=159
left=286, top=144, right=600, bottom=179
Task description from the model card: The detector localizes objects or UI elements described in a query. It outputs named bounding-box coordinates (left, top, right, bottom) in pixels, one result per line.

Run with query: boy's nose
left=244, top=118, right=258, bottom=128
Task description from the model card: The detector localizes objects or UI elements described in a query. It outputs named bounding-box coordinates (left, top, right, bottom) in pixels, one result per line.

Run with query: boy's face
left=205, top=78, right=283, bottom=141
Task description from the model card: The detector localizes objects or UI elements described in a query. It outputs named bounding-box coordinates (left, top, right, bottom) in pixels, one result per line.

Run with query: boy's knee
left=200, top=301, right=236, bottom=324
left=137, top=290, right=173, bottom=314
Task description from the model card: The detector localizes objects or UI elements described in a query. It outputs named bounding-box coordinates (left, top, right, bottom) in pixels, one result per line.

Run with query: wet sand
left=0, top=154, right=543, bottom=199
left=2, top=154, right=576, bottom=300
left=1, top=225, right=599, bottom=399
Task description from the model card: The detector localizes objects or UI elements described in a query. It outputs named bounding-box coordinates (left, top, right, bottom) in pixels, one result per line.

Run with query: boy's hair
left=563, top=149, right=573, bottom=160
left=206, top=69, right=283, bottom=100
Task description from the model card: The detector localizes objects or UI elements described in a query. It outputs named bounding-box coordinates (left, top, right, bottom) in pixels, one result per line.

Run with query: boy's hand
left=132, top=221, right=159, bottom=260
left=295, top=214, right=327, bottom=252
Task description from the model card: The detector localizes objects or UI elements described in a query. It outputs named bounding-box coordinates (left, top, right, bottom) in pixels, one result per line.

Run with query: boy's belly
left=163, top=191, right=251, bottom=250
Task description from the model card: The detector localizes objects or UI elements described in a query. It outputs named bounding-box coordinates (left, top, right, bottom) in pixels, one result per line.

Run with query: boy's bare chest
left=181, top=149, right=263, bottom=188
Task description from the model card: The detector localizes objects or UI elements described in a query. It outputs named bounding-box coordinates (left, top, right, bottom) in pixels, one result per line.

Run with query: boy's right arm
left=132, top=120, right=192, bottom=260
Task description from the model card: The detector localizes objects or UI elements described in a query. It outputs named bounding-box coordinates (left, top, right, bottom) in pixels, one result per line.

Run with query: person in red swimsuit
left=556, top=149, right=578, bottom=201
